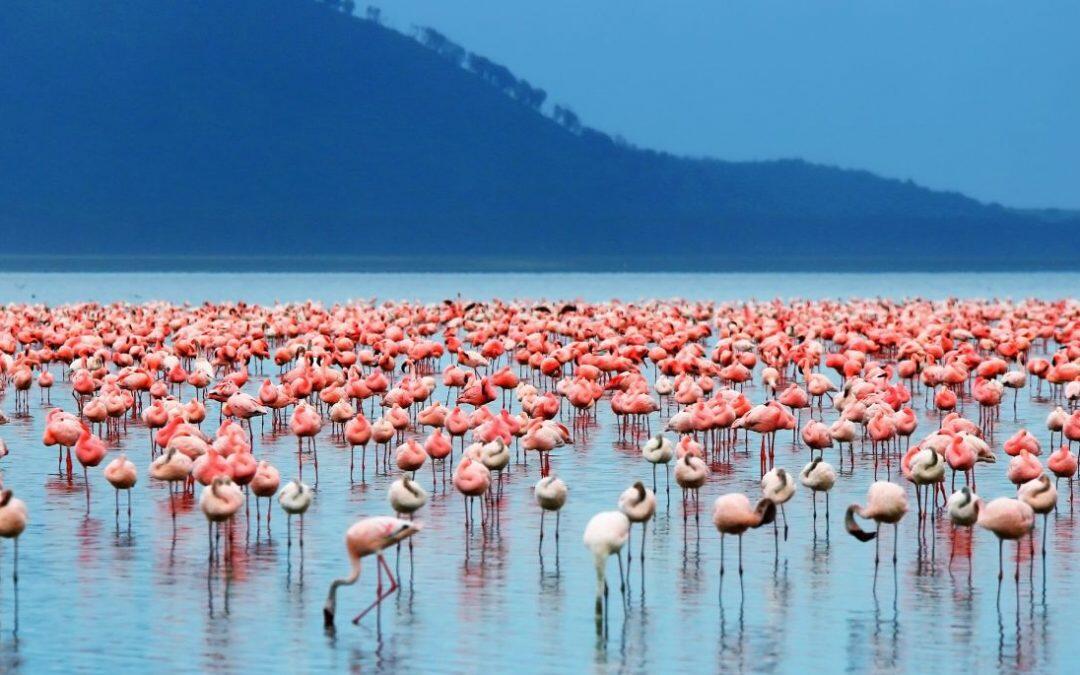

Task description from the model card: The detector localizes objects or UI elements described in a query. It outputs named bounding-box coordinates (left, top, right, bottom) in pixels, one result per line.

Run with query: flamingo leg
left=352, top=554, right=399, bottom=624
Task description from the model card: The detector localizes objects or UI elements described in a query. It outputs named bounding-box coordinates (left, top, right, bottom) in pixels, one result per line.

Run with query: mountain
left=1, top=0, right=1076, bottom=270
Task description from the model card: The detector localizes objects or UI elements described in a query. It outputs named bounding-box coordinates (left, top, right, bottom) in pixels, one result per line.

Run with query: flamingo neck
left=325, top=554, right=362, bottom=622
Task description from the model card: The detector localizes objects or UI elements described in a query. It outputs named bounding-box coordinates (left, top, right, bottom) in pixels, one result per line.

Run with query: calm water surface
left=0, top=272, right=1078, bottom=674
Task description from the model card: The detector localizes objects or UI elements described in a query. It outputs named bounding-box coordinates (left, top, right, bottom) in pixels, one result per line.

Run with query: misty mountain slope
left=0, top=0, right=1074, bottom=267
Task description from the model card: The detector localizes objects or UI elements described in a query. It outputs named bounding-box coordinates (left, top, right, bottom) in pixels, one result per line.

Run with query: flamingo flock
left=0, top=296, right=1078, bottom=631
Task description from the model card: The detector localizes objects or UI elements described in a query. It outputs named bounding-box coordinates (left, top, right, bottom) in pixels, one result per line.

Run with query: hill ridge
left=0, top=0, right=1075, bottom=269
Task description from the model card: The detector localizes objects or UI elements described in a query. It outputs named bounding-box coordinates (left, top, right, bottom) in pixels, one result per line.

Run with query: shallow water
left=2, top=270, right=1079, bottom=305
left=0, top=272, right=1077, bottom=674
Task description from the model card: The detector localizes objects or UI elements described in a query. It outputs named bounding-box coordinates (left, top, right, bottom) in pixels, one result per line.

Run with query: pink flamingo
left=149, top=448, right=193, bottom=518
left=75, top=423, right=108, bottom=510
left=453, top=456, right=491, bottom=528
left=0, top=485, right=28, bottom=590
left=395, top=438, right=427, bottom=477
left=290, top=402, right=323, bottom=483
left=977, top=497, right=1034, bottom=581
left=945, top=434, right=976, bottom=490
left=323, top=517, right=421, bottom=628
left=1007, top=450, right=1042, bottom=486
left=250, top=460, right=281, bottom=529
left=344, top=414, right=373, bottom=482
left=199, top=476, right=244, bottom=563
left=43, top=408, right=82, bottom=476
left=845, top=481, right=909, bottom=567
left=103, top=453, right=137, bottom=520
left=713, top=493, right=776, bottom=590
left=423, top=428, right=452, bottom=489
left=1048, top=445, right=1077, bottom=491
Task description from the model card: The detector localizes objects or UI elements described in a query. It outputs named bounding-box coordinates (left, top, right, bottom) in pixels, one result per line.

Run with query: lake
left=0, top=271, right=1078, bottom=673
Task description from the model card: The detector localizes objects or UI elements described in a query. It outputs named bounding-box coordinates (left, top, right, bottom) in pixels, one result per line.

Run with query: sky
left=375, top=1, right=1079, bottom=209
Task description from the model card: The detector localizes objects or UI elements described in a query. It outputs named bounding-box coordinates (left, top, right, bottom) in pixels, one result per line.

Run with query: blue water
left=1, top=271, right=1078, bottom=305
left=0, top=271, right=1077, bottom=674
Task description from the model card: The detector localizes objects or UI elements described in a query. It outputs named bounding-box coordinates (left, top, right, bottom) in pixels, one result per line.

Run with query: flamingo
left=641, top=434, right=674, bottom=500
left=977, top=498, right=1034, bottom=581
left=0, top=484, right=28, bottom=592
left=583, top=511, right=630, bottom=630
left=618, top=481, right=656, bottom=578
left=674, top=454, right=709, bottom=516
left=712, top=493, right=776, bottom=592
left=250, top=460, right=281, bottom=529
left=907, top=446, right=945, bottom=519
left=761, top=467, right=796, bottom=542
left=322, top=517, right=422, bottom=628
left=1018, top=474, right=1056, bottom=556
left=453, top=456, right=491, bottom=528
left=946, top=486, right=980, bottom=566
left=149, top=448, right=193, bottom=517
left=344, top=413, right=373, bottom=482
left=199, top=476, right=244, bottom=562
left=388, top=475, right=428, bottom=519
left=103, top=453, right=137, bottom=520
left=74, top=423, right=108, bottom=511
left=799, top=457, right=836, bottom=523
left=845, top=481, right=909, bottom=566
left=290, top=402, right=323, bottom=483
left=535, top=476, right=567, bottom=553
left=278, top=480, right=313, bottom=549
left=1047, top=444, right=1078, bottom=491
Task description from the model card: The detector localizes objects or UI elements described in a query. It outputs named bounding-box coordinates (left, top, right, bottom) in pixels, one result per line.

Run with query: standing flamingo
left=290, top=402, right=323, bottom=484
left=978, top=497, right=1034, bottom=581
left=641, top=434, right=674, bottom=502
left=453, top=456, right=491, bottom=528
left=946, top=486, right=980, bottom=567
left=0, top=484, right=28, bottom=592
left=200, top=475, right=244, bottom=562
left=75, top=423, right=108, bottom=511
left=583, top=510, right=630, bottom=630
left=799, top=457, right=836, bottom=523
left=1018, top=474, right=1056, bottom=556
left=535, top=476, right=567, bottom=553
left=279, top=480, right=313, bottom=549
left=845, top=481, right=909, bottom=566
left=761, top=467, right=796, bottom=541
left=344, top=413, right=372, bottom=482
left=713, top=493, right=776, bottom=593
left=1047, top=444, right=1077, bottom=493
left=674, top=454, right=709, bottom=517
left=149, top=448, right=193, bottom=518
left=103, top=453, right=137, bottom=520
left=618, top=481, right=656, bottom=579
left=43, top=408, right=82, bottom=476
left=322, top=517, right=421, bottom=628
left=388, top=475, right=428, bottom=519
left=250, top=460, right=281, bottom=530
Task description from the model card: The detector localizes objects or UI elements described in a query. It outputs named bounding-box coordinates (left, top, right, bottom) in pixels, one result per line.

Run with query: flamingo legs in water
left=351, top=553, right=398, bottom=624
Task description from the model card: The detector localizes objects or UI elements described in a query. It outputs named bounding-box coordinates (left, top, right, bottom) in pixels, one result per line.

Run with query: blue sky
left=376, top=1, right=1079, bottom=209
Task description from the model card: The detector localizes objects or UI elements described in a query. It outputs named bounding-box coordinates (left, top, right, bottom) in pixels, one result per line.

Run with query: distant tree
left=342, top=0, right=356, bottom=14
left=416, top=27, right=467, bottom=67
left=466, top=54, right=517, bottom=94
left=511, top=80, right=546, bottom=109
left=553, top=105, right=582, bottom=133
left=414, top=26, right=548, bottom=111
left=365, top=6, right=382, bottom=23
